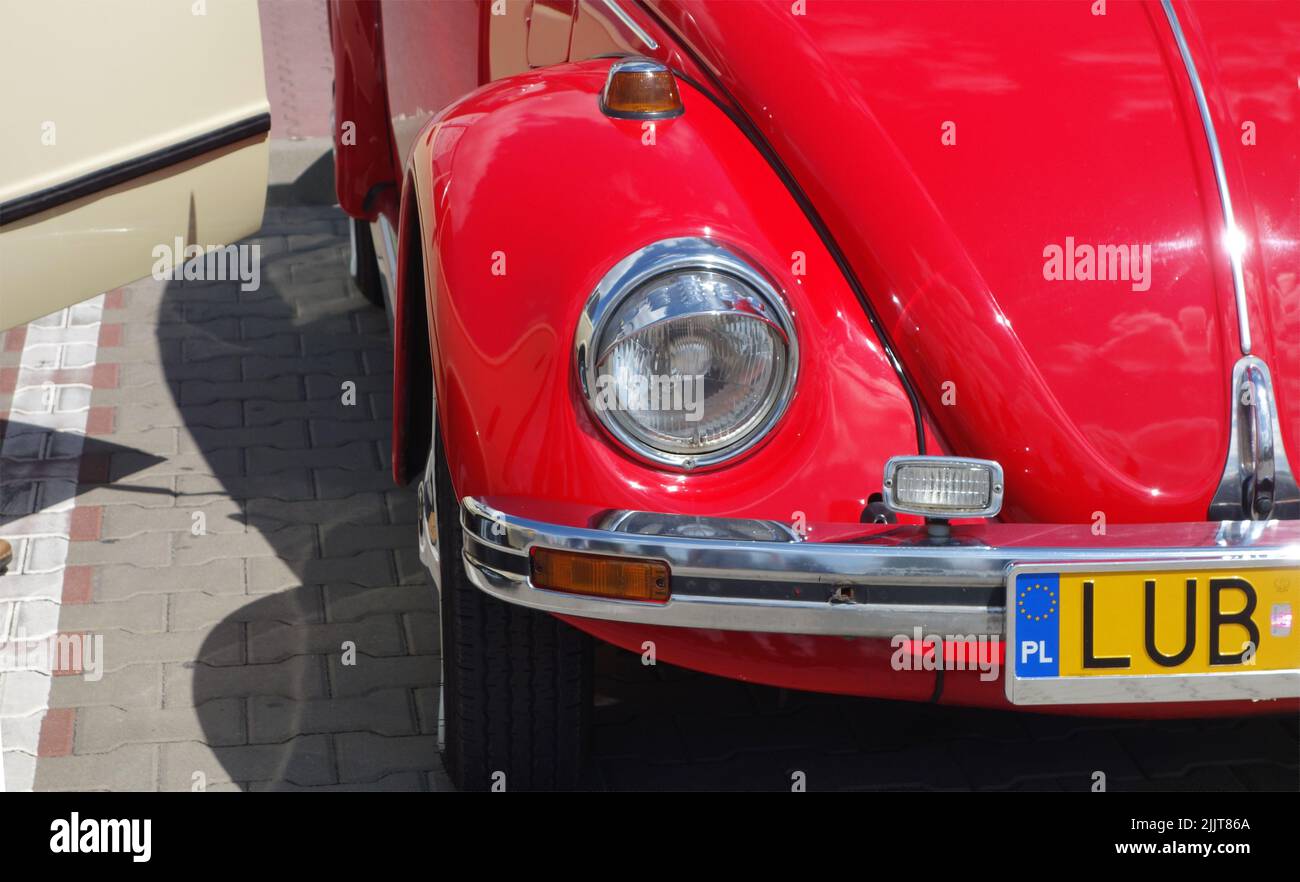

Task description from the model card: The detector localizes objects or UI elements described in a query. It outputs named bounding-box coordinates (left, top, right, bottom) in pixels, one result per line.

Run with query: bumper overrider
left=458, top=497, right=1300, bottom=704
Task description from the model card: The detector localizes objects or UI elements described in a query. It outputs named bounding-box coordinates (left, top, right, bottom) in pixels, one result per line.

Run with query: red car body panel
left=646, top=0, right=1299, bottom=523
left=326, top=0, right=400, bottom=220
left=1187, top=1, right=1300, bottom=462
left=328, top=1, right=1299, bottom=717
left=571, top=619, right=1290, bottom=718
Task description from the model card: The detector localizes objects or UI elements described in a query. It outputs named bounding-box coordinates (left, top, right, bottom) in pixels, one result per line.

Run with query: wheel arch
left=390, top=59, right=917, bottom=525
left=391, top=169, right=433, bottom=485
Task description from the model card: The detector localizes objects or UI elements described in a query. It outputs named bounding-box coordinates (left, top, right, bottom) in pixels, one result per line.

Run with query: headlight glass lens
left=590, top=268, right=793, bottom=461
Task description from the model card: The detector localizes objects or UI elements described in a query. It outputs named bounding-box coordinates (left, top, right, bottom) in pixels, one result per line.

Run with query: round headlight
left=576, top=239, right=797, bottom=469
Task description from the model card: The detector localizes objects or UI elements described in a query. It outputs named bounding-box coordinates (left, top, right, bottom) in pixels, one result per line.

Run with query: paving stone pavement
left=2, top=199, right=1292, bottom=791
left=14, top=205, right=446, bottom=791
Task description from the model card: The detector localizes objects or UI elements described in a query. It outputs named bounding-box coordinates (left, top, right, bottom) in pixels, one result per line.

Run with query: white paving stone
left=0, top=572, right=65, bottom=604
left=23, top=537, right=70, bottom=575
left=0, top=714, right=41, bottom=755
left=55, top=386, right=93, bottom=413
left=0, top=670, right=52, bottom=716
left=10, top=385, right=55, bottom=414
left=19, top=344, right=61, bottom=370
left=61, top=342, right=99, bottom=369
left=0, top=511, right=70, bottom=538
left=0, top=295, right=103, bottom=790
left=12, top=602, right=61, bottom=642
left=0, top=748, right=37, bottom=792
left=38, top=480, right=79, bottom=512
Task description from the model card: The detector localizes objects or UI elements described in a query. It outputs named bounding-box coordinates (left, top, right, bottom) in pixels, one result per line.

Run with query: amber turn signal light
left=600, top=58, right=683, bottom=120
left=530, top=548, right=670, bottom=603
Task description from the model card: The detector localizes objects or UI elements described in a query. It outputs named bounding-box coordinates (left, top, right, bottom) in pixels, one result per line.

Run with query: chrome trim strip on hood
left=602, top=0, right=659, bottom=50
left=1161, top=0, right=1252, bottom=355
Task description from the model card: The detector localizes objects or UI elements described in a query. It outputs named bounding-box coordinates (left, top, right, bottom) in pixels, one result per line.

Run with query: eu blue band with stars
left=1015, top=572, right=1060, bottom=678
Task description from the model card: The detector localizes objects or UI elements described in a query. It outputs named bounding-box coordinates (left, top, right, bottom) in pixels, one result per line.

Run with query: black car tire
left=434, top=436, right=593, bottom=791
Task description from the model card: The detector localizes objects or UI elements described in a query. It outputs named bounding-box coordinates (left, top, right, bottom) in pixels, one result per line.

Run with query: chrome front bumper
left=459, top=497, right=1300, bottom=640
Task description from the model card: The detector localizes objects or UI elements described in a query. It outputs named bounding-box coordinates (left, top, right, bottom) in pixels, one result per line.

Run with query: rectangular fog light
left=530, top=548, right=670, bottom=603
left=882, top=456, right=1004, bottom=518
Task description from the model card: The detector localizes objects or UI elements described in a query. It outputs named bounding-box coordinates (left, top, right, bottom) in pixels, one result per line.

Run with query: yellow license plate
left=1008, top=562, right=1300, bottom=701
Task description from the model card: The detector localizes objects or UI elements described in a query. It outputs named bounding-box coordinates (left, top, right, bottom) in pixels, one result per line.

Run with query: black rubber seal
left=0, top=112, right=272, bottom=227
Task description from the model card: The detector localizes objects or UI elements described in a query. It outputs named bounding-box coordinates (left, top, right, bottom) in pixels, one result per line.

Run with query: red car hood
left=650, top=0, right=1299, bottom=522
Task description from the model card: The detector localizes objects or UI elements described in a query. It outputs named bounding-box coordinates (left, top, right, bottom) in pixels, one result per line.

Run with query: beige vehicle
left=0, top=0, right=271, bottom=330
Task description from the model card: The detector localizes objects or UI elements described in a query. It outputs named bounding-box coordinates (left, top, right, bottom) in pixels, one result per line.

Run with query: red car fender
left=394, top=58, right=918, bottom=525
left=327, top=0, right=400, bottom=220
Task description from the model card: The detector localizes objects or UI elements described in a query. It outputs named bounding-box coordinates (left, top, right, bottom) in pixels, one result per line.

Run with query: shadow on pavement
left=1, top=424, right=166, bottom=528
left=160, top=191, right=442, bottom=790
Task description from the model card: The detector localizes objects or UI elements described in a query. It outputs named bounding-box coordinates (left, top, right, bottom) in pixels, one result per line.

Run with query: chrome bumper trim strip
left=459, top=497, right=1300, bottom=641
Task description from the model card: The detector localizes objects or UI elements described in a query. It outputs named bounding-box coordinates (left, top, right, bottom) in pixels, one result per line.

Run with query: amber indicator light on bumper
left=600, top=59, right=683, bottom=120
left=530, top=548, right=670, bottom=603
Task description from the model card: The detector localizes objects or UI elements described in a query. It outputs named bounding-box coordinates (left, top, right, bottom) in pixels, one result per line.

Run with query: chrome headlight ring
left=574, top=237, right=799, bottom=470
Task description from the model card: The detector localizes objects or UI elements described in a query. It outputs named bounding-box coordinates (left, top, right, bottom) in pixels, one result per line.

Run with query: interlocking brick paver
left=323, top=584, right=437, bottom=622
left=248, top=687, right=417, bottom=742
left=178, top=420, right=308, bottom=455
left=56, top=594, right=168, bottom=633
left=241, top=352, right=359, bottom=381
left=34, top=744, right=157, bottom=791
left=245, top=493, right=389, bottom=527
left=392, top=547, right=428, bottom=586
left=75, top=479, right=178, bottom=509
left=163, top=655, right=329, bottom=708
left=244, top=396, right=376, bottom=425
left=179, top=375, right=301, bottom=407
left=247, top=772, right=426, bottom=792
left=247, top=615, right=405, bottom=663
left=248, top=549, right=393, bottom=593
left=46, top=664, right=163, bottom=710
left=326, top=654, right=440, bottom=698
left=123, top=358, right=240, bottom=385
left=176, top=471, right=314, bottom=503
left=304, top=373, right=390, bottom=400
left=401, top=612, right=440, bottom=656
left=171, top=524, right=315, bottom=567
left=66, top=531, right=171, bottom=567
left=315, top=523, right=413, bottom=558
left=245, top=440, right=376, bottom=475
left=313, top=468, right=397, bottom=499
left=158, top=735, right=333, bottom=789
left=119, top=399, right=243, bottom=430
left=94, top=623, right=245, bottom=671
left=102, top=501, right=245, bottom=539
left=308, top=418, right=390, bottom=448
left=167, top=586, right=324, bottom=631
left=184, top=332, right=300, bottom=362
left=75, top=701, right=244, bottom=753
left=96, top=559, right=244, bottom=601
left=110, top=449, right=241, bottom=483
left=334, top=733, right=439, bottom=784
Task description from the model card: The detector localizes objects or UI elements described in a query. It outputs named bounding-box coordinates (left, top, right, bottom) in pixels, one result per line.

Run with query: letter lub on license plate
left=1005, top=559, right=1300, bottom=704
